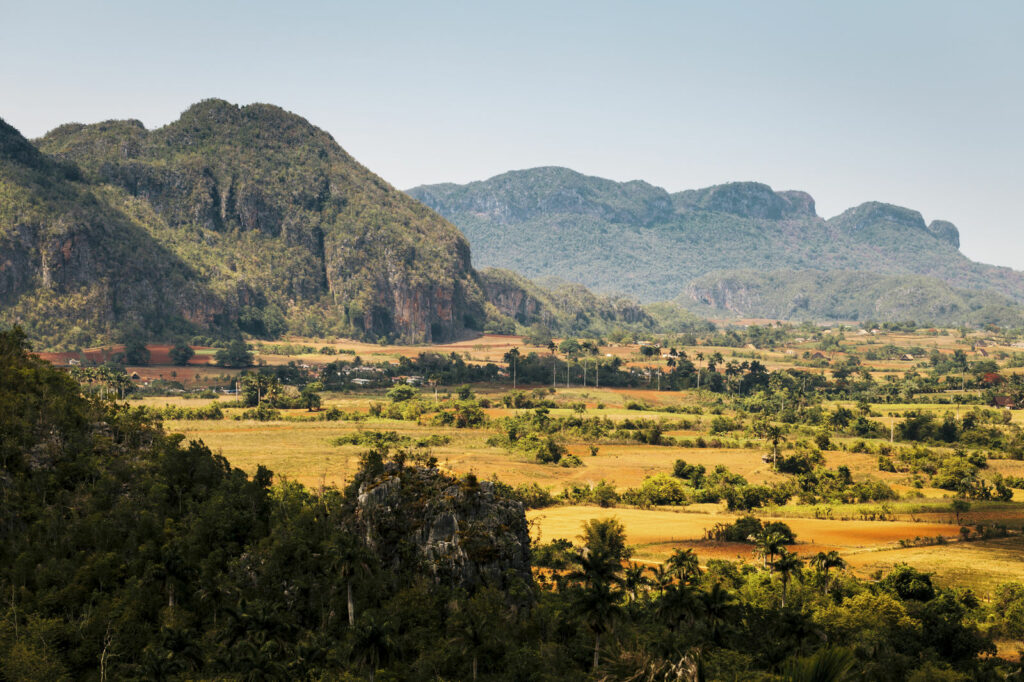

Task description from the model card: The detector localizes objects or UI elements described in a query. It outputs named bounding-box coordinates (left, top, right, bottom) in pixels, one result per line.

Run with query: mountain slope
left=1, top=100, right=487, bottom=347
left=0, top=117, right=225, bottom=347
left=408, top=168, right=1024, bottom=324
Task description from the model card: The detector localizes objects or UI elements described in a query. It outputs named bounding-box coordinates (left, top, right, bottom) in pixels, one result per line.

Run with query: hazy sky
left=2, top=1, right=1021, bottom=268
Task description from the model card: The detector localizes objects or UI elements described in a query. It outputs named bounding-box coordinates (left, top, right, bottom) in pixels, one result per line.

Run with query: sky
left=2, top=0, right=1022, bottom=268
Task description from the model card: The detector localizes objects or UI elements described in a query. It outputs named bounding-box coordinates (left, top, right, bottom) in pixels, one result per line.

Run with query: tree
left=765, top=419, right=786, bottom=466
left=448, top=588, right=504, bottom=681
left=215, top=340, right=254, bottom=368
left=503, top=347, right=520, bottom=389
left=169, top=343, right=194, bottom=366
left=781, top=647, right=856, bottom=682
left=811, top=551, right=846, bottom=593
left=623, top=563, right=650, bottom=603
left=570, top=518, right=629, bottom=671
left=386, top=384, right=418, bottom=402
left=667, top=548, right=702, bottom=585
left=300, top=383, right=322, bottom=411
left=124, top=338, right=150, bottom=366
left=350, top=613, right=397, bottom=682
left=753, top=530, right=788, bottom=570
left=951, top=498, right=970, bottom=525
left=240, top=373, right=279, bottom=406
left=772, top=549, right=803, bottom=607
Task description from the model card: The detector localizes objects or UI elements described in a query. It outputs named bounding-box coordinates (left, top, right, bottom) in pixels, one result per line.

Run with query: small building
left=351, top=378, right=374, bottom=387
left=993, top=396, right=1016, bottom=409
left=978, top=348, right=989, bottom=357
left=901, top=354, right=915, bottom=361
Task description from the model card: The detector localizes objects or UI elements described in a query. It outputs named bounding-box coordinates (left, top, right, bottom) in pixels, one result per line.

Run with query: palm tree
left=350, top=612, right=397, bottom=682
left=667, top=548, right=702, bottom=585
left=695, top=352, right=705, bottom=390
left=335, top=541, right=373, bottom=627
left=752, top=530, right=788, bottom=570
left=780, top=646, right=856, bottom=682
left=772, top=549, right=803, bottom=607
left=503, top=347, right=520, bottom=389
left=448, top=597, right=494, bottom=682
left=763, top=424, right=787, bottom=469
left=624, top=562, right=651, bottom=603
left=708, top=352, right=724, bottom=373
left=574, top=579, right=619, bottom=672
left=569, top=518, right=627, bottom=672
left=810, top=551, right=846, bottom=594
left=700, top=582, right=736, bottom=645
left=547, top=341, right=558, bottom=389
left=652, top=564, right=673, bottom=597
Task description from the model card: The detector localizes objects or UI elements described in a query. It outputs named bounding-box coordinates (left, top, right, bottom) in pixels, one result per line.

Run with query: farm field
left=79, top=327, right=1024, bottom=597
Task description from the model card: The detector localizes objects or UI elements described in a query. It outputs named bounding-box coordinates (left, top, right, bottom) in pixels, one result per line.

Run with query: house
left=811, top=352, right=826, bottom=360
left=901, top=354, right=915, bottom=361
left=68, top=358, right=82, bottom=366
left=993, top=396, right=1016, bottom=409
left=351, top=378, right=374, bottom=387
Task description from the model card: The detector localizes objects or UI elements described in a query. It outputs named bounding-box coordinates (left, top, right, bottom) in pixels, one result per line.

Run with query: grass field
left=114, top=330, right=1024, bottom=595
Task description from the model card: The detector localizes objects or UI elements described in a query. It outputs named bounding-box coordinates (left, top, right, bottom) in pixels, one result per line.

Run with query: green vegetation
left=8, top=326, right=1024, bottom=678
left=409, top=167, right=1024, bottom=325
left=3, top=100, right=487, bottom=349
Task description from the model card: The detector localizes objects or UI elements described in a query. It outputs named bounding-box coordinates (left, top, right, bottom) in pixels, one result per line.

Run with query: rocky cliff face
left=477, top=269, right=546, bottom=324
left=927, top=219, right=960, bottom=248
left=3, top=100, right=488, bottom=346
left=355, top=462, right=531, bottom=589
left=672, top=182, right=818, bottom=220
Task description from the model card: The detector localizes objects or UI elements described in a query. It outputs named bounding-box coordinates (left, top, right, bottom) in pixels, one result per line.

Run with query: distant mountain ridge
left=408, top=167, right=1024, bottom=325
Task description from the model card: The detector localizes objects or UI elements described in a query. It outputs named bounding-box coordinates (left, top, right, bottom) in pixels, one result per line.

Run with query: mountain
left=1, top=100, right=485, bottom=348
left=408, top=168, right=1024, bottom=324
left=477, top=267, right=708, bottom=337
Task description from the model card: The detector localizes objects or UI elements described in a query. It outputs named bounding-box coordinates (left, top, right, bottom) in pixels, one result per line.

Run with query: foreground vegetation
left=4, top=327, right=1024, bottom=681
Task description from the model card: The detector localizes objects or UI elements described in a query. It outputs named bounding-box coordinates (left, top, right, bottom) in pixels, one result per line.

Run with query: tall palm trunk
left=347, top=582, right=355, bottom=626
left=593, top=632, right=600, bottom=672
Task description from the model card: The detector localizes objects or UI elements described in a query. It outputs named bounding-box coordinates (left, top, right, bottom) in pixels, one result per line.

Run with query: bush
left=709, top=515, right=796, bottom=543
left=236, top=403, right=281, bottom=421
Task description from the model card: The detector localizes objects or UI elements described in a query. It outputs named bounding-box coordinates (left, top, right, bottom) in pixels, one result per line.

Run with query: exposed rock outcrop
left=673, top=182, right=818, bottom=219
left=355, top=463, right=531, bottom=589
left=927, top=220, right=960, bottom=248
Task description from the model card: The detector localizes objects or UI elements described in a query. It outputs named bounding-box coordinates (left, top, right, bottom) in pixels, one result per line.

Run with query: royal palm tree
left=667, top=548, right=702, bottom=585
left=772, top=549, right=803, bottom=608
left=752, top=530, right=788, bottom=570
left=624, top=562, right=651, bottom=603
left=810, top=551, right=846, bottom=594
left=503, top=346, right=520, bottom=389
left=569, top=519, right=627, bottom=672
left=350, top=612, right=397, bottom=682
left=700, top=582, right=737, bottom=645
left=762, top=424, right=787, bottom=469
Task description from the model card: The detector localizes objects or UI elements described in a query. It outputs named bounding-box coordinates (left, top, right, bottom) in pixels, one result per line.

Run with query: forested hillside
left=408, top=168, right=1024, bottom=324
left=1, top=100, right=487, bottom=348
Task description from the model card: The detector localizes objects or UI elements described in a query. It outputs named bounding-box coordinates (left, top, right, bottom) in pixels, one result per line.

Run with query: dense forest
left=2, top=329, right=1022, bottom=681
